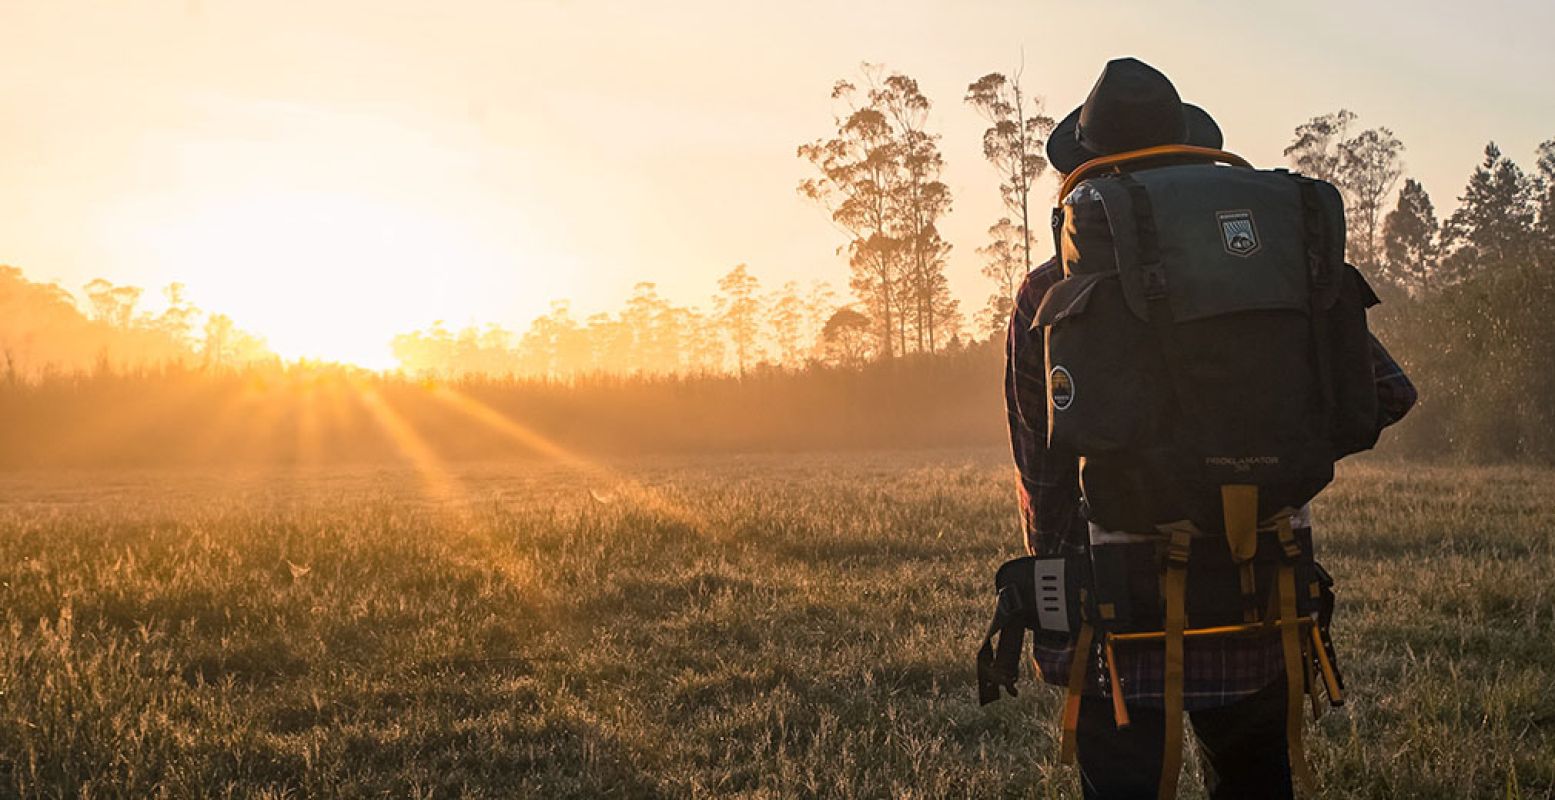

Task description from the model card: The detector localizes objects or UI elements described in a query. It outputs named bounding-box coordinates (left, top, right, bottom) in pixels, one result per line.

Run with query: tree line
left=0, top=266, right=273, bottom=380
left=390, top=269, right=848, bottom=379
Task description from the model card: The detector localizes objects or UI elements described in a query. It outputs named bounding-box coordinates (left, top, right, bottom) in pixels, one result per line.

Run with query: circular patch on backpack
left=1050, top=366, right=1074, bottom=411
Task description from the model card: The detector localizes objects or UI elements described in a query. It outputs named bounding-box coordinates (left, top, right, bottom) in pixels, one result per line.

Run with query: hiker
left=998, top=58, right=1417, bottom=799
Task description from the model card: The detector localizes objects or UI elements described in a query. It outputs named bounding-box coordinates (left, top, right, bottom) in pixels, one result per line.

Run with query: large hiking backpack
left=1037, top=148, right=1380, bottom=534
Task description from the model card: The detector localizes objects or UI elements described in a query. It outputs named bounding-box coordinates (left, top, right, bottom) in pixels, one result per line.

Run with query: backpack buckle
left=1164, top=528, right=1192, bottom=567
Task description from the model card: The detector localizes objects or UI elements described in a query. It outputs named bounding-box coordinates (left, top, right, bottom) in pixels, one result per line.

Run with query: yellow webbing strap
left=1158, top=527, right=1192, bottom=800
left=1220, top=485, right=1260, bottom=561
left=1311, top=624, right=1344, bottom=704
left=1276, top=519, right=1319, bottom=795
left=1104, top=635, right=1131, bottom=729
left=1238, top=563, right=1259, bottom=623
left=1222, top=485, right=1261, bottom=623
left=1306, top=641, right=1324, bottom=722
left=1059, top=622, right=1094, bottom=765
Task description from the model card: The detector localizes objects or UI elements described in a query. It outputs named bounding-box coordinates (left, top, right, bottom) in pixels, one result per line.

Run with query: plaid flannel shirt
left=1005, top=257, right=1417, bottom=710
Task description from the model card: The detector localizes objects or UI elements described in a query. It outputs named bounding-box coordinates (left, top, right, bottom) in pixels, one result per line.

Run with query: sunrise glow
left=132, top=189, right=503, bottom=368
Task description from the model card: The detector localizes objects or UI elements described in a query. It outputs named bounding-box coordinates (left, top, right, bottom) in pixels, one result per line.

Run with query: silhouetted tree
left=821, top=307, right=874, bottom=367
left=804, top=280, right=838, bottom=360
left=1381, top=179, right=1440, bottom=292
left=625, top=282, right=678, bottom=374
left=930, top=278, right=964, bottom=348
left=768, top=281, right=806, bottom=368
left=586, top=312, right=632, bottom=373
left=661, top=304, right=697, bottom=375
left=392, top=322, right=451, bottom=376
left=1285, top=111, right=1404, bottom=270
left=965, top=69, right=1054, bottom=274
left=1339, top=127, right=1405, bottom=268
left=1284, top=110, right=1356, bottom=184
left=553, top=302, right=591, bottom=380
left=199, top=313, right=267, bottom=369
left=155, top=283, right=200, bottom=348
left=2, top=267, right=122, bottom=376
left=801, top=66, right=960, bottom=358
left=1443, top=143, right=1540, bottom=282
left=203, top=313, right=234, bottom=369
left=685, top=307, right=725, bottom=375
left=1535, top=138, right=1555, bottom=266
left=799, top=73, right=903, bottom=360
left=875, top=72, right=956, bottom=353
left=977, top=217, right=1026, bottom=336
left=83, top=278, right=143, bottom=329
left=515, top=301, right=590, bottom=380
left=717, top=264, right=761, bottom=377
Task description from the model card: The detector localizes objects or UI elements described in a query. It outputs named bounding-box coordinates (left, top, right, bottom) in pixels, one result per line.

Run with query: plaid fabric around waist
left=1033, top=630, right=1287, bottom=711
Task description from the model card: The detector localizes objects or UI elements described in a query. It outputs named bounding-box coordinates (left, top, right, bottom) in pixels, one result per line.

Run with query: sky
left=2, top=0, right=1552, bottom=367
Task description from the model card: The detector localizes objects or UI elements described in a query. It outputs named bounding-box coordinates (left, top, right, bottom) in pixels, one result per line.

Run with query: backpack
left=1025, top=144, right=1376, bottom=797
left=1037, top=148, right=1380, bottom=534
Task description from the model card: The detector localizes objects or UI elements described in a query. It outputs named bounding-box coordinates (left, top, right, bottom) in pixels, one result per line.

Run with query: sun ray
left=165, top=375, right=265, bottom=464
left=350, top=379, right=467, bottom=513
left=232, top=375, right=294, bottom=465
left=429, top=386, right=595, bottom=471
left=316, top=371, right=358, bottom=461
left=427, top=385, right=710, bottom=533
left=294, top=376, right=324, bottom=468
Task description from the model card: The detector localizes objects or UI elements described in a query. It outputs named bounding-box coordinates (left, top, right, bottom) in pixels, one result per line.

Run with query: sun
left=141, top=190, right=495, bottom=370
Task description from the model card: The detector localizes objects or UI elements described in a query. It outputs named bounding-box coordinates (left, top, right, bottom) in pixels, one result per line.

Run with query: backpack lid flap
left=1094, top=165, right=1319, bottom=323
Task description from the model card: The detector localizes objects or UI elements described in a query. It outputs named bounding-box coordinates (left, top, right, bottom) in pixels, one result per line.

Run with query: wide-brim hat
left=1047, top=57, right=1223, bottom=175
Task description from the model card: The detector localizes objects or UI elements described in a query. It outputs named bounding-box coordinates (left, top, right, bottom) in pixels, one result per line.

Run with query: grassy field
left=1, top=449, right=1552, bottom=798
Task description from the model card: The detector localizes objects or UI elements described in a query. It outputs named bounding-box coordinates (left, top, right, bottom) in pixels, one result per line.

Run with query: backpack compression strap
left=1222, top=485, right=1262, bottom=622
left=1275, top=516, right=1320, bottom=795
left=1155, top=524, right=1194, bottom=800
left=1057, top=622, right=1095, bottom=764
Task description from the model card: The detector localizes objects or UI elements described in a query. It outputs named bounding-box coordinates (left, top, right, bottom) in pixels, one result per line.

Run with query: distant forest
left=2, top=65, right=1553, bottom=465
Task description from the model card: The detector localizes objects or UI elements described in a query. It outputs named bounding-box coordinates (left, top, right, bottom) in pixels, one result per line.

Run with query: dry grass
left=0, top=450, right=1551, bottom=798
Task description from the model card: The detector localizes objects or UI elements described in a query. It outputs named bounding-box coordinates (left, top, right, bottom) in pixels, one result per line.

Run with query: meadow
left=1, top=449, right=1551, bottom=799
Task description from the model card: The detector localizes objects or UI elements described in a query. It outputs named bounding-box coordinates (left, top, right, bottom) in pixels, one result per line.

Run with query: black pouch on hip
left=977, top=555, right=1088, bottom=705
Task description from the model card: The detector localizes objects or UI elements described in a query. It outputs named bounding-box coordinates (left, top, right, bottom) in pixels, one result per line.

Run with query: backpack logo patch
left=1050, top=366, right=1074, bottom=411
left=1216, top=210, right=1261, bottom=257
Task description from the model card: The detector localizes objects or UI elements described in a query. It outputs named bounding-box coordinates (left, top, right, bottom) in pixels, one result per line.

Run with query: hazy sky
left=2, top=0, right=1552, bottom=366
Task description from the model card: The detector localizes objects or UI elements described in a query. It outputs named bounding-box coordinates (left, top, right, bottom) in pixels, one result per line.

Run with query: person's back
left=992, top=57, right=1418, bottom=800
